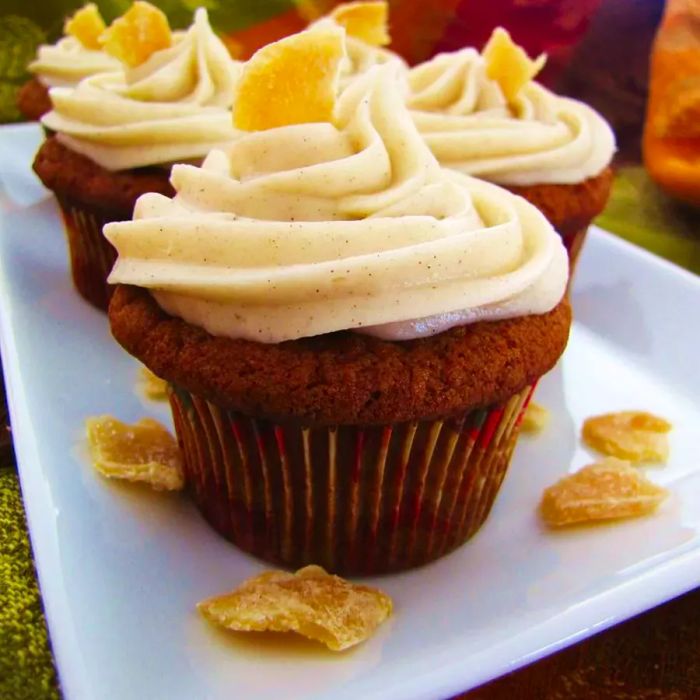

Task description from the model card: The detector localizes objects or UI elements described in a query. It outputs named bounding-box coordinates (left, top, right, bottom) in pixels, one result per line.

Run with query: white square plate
left=1, top=124, right=698, bottom=700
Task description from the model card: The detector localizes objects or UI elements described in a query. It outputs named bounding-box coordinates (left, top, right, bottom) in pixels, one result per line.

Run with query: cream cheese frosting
left=408, top=47, right=616, bottom=186
left=342, top=34, right=406, bottom=85
left=105, top=62, right=567, bottom=343
left=28, top=36, right=121, bottom=88
left=310, top=15, right=406, bottom=87
left=41, top=9, right=240, bottom=171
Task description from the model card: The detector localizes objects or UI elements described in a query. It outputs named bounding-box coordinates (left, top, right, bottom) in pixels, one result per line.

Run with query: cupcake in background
left=33, top=2, right=240, bottom=311
left=106, top=23, right=571, bottom=575
left=309, top=1, right=407, bottom=85
left=407, top=27, right=616, bottom=268
left=17, top=4, right=120, bottom=121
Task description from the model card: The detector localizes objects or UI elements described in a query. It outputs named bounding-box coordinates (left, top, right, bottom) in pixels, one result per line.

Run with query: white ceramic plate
left=1, top=124, right=699, bottom=700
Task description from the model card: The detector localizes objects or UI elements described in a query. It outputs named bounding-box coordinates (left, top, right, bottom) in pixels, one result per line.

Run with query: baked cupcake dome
left=106, top=38, right=571, bottom=573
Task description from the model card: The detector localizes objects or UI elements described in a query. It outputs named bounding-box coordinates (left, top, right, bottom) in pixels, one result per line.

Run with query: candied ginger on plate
left=99, top=1, right=172, bottom=68
left=540, top=458, right=669, bottom=528
left=139, top=366, right=168, bottom=401
left=582, top=411, right=672, bottom=464
left=328, top=1, right=390, bottom=46
left=483, top=27, right=546, bottom=105
left=198, top=564, right=392, bottom=651
left=521, top=401, right=550, bottom=434
left=64, top=3, right=106, bottom=50
left=86, top=415, right=183, bottom=491
left=233, top=24, right=346, bottom=131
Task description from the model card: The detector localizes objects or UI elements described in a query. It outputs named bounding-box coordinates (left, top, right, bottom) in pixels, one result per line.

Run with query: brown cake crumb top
left=508, top=166, right=614, bottom=236
left=110, top=285, right=571, bottom=427
left=33, top=136, right=174, bottom=214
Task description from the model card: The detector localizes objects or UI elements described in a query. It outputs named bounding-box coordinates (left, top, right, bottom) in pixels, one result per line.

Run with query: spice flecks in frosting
left=105, top=51, right=567, bottom=342
left=42, top=8, right=239, bottom=170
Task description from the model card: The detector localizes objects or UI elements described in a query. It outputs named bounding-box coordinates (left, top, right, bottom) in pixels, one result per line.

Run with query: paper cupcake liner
left=168, top=384, right=536, bottom=575
left=55, top=196, right=119, bottom=312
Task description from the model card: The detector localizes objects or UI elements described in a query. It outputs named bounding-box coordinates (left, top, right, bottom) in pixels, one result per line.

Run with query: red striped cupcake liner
left=169, top=383, right=536, bottom=575
left=55, top=195, right=118, bottom=312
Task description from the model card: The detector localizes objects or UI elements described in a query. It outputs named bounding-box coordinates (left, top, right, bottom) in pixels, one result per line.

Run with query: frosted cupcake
left=33, top=3, right=239, bottom=310
left=17, top=4, right=121, bottom=121
left=106, top=25, right=571, bottom=574
left=407, top=28, right=616, bottom=267
left=312, top=1, right=406, bottom=86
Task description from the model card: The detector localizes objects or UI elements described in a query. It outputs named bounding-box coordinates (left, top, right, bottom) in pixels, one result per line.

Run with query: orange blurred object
left=643, top=0, right=700, bottom=206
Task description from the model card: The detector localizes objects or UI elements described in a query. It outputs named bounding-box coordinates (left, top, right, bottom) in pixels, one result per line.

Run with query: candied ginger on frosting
left=42, top=8, right=240, bottom=170
left=407, top=28, right=615, bottom=186
left=105, top=28, right=567, bottom=342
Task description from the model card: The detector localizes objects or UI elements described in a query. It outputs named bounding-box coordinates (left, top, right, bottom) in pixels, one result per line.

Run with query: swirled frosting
left=408, top=48, right=616, bottom=186
left=105, top=63, right=567, bottom=343
left=28, top=37, right=121, bottom=88
left=309, top=17, right=406, bottom=87
left=41, top=9, right=239, bottom=171
left=342, top=35, right=406, bottom=85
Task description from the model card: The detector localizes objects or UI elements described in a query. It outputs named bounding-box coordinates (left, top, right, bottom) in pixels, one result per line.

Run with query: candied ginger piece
left=198, top=564, right=392, bottom=651
left=99, top=1, right=172, bottom=68
left=233, top=24, right=345, bottom=131
left=521, top=401, right=550, bottom=434
left=582, top=411, right=671, bottom=464
left=329, top=1, right=390, bottom=47
left=483, top=27, right=546, bottom=105
left=139, top=366, right=168, bottom=401
left=64, top=4, right=106, bottom=50
left=86, top=416, right=183, bottom=491
left=540, top=458, right=668, bottom=527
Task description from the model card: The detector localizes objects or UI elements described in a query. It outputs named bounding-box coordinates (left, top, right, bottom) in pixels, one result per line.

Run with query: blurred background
left=0, top=0, right=664, bottom=158
left=1, top=0, right=698, bottom=269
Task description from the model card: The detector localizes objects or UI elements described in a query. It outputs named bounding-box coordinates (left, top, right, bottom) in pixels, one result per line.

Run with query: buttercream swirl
left=41, top=9, right=239, bottom=170
left=408, top=48, right=616, bottom=185
left=28, top=36, right=121, bottom=88
left=105, top=62, right=567, bottom=343
left=311, top=18, right=406, bottom=87
left=342, top=35, right=405, bottom=85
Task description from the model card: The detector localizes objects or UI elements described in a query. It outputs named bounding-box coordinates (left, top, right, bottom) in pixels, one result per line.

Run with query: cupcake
left=312, top=1, right=407, bottom=86
left=106, top=24, right=571, bottom=575
left=33, top=3, right=240, bottom=311
left=17, top=4, right=120, bottom=121
left=407, top=27, right=616, bottom=268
